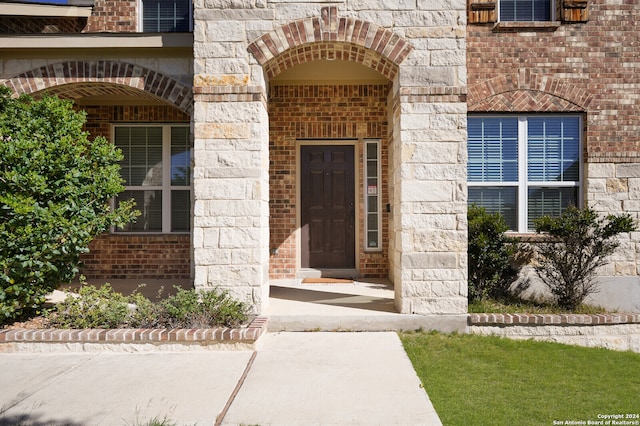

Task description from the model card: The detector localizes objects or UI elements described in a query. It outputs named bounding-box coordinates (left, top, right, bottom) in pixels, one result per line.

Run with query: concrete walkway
left=0, top=332, right=442, bottom=426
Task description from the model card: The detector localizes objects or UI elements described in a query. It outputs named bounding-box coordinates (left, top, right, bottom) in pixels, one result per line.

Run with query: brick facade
left=268, top=84, right=390, bottom=279
left=467, top=0, right=640, bottom=278
left=80, top=234, right=191, bottom=281
left=467, top=0, right=640, bottom=162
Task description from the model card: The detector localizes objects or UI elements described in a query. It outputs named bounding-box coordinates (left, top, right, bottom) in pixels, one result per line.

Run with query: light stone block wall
left=587, top=163, right=640, bottom=277
left=193, top=0, right=468, bottom=315
left=470, top=324, right=640, bottom=353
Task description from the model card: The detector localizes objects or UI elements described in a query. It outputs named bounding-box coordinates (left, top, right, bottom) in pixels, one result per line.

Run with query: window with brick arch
left=140, top=0, right=192, bottom=32
left=113, top=125, right=191, bottom=233
left=499, top=0, right=553, bottom=21
left=467, top=115, right=582, bottom=232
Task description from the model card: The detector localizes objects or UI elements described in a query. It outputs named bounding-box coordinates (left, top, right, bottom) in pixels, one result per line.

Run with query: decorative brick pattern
left=3, top=60, right=192, bottom=115
left=268, top=84, right=389, bottom=278
left=469, top=313, right=640, bottom=326
left=247, top=6, right=412, bottom=80
left=0, top=317, right=268, bottom=347
left=468, top=71, right=592, bottom=112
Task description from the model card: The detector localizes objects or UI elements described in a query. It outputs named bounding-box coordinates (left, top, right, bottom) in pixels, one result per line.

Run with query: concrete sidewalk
left=0, top=332, right=442, bottom=426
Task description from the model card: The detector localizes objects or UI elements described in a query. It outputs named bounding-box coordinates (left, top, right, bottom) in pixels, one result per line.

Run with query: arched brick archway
left=468, top=71, right=592, bottom=112
left=247, top=6, right=413, bottom=80
left=3, top=60, right=192, bottom=114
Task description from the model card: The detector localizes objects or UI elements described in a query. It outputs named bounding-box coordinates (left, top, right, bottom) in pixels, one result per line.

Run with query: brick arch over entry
left=468, top=71, right=593, bottom=112
left=3, top=60, right=192, bottom=114
left=247, top=6, right=413, bottom=81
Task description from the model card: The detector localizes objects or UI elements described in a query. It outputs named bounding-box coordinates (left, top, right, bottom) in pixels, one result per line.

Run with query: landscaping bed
left=1, top=284, right=267, bottom=351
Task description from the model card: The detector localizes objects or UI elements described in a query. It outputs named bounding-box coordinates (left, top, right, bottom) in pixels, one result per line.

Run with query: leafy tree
left=533, top=205, right=636, bottom=311
left=0, top=88, right=137, bottom=324
left=468, top=205, right=525, bottom=302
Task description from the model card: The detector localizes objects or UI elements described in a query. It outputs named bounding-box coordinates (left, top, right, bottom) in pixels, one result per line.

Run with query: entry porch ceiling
left=36, top=82, right=166, bottom=106
left=270, top=60, right=388, bottom=85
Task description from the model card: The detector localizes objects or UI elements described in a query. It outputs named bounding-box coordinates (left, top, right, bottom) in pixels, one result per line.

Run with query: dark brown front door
left=301, top=145, right=355, bottom=269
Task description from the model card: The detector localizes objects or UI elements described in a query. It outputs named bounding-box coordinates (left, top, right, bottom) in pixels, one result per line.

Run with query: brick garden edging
left=0, top=317, right=268, bottom=352
left=469, top=314, right=640, bottom=353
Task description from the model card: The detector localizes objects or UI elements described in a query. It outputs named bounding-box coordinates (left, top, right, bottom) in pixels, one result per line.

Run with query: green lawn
left=400, top=332, right=640, bottom=426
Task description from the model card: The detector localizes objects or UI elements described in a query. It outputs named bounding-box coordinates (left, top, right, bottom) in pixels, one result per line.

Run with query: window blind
left=500, top=0, right=551, bottom=21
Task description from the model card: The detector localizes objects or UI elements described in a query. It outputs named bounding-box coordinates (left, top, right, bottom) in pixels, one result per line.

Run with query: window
left=364, top=139, right=381, bottom=250
left=499, top=0, right=553, bottom=21
left=141, top=0, right=191, bottom=32
left=468, top=115, right=581, bottom=232
left=114, top=125, right=191, bottom=233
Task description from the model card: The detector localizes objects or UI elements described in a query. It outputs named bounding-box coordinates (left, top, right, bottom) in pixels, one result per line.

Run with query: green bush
left=47, top=284, right=249, bottom=329
left=0, top=88, right=137, bottom=325
left=533, top=205, right=636, bottom=311
left=47, top=284, right=131, bottom=329
left=467, top=205, right=524, bottom=302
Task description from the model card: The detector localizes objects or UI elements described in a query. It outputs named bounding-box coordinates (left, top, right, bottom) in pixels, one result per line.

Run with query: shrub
left=533, top=205, right=636, bottom=311
left=0, top=89, right=137, bottom=325
left=158, top=287, right=249, bottom=328
left=47, top=284, right=131, bottom=329
left=47, top=284, right=249, bottom=329
left=467, top=205, right=524, bottom=302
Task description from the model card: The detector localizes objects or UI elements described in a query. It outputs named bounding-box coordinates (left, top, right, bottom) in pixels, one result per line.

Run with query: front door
left=301, top=145, right=355, bottom=269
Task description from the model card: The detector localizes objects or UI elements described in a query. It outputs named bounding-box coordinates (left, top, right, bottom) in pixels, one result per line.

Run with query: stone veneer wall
left=193, top=1, right=468, bottom=315
left=469, top=314, right=640, bottom=353
left=467, top=0, right=640, bottom=278
left=268, top=83, right=389, bottom=279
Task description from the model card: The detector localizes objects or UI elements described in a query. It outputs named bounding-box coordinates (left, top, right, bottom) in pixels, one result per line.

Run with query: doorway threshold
left=296, top=268, right=359, bottom=279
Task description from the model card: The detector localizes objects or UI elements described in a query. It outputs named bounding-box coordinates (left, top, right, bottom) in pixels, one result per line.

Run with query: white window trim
left=497, top=0, right=557, bottom=22
left=138, top=0, right=193, bottom=33
left=111, top=123, right=191, bottom=234
left=363, top=139, right=382, bottom=252
left=469, top=114, right=583, bottom=233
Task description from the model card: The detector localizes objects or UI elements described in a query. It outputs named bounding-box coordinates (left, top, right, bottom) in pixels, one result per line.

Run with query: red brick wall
left=467, top=0, right=640, bottom=163
left=81, top=234, right=190, bottom=281
left=268, top=84, right=390, bottom=279
left=85, top=0, right=137, bottom=32
left=79, top=104, right=191, bottom=281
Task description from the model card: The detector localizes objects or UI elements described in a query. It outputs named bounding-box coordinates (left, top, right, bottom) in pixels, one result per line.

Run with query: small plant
left=467, top=205, right=526, bottom=302
left=46, top=284, right=249, bottom=329
left=158, top=287, right=249, bottom=328
left=47, top=284, right=132, bottom=329
left=533, top=205, right=636, bottom=311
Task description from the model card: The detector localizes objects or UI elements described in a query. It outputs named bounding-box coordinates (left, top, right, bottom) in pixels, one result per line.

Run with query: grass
left=400, top=332, right=640, bottom=426
left=468, top=298, right=609, bottom=314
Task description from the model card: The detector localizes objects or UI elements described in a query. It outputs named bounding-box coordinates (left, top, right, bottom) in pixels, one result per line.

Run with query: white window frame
left=112, top=124, right=191, bottom=234
left=468, top=114, right=583, bottom=233
left=363, top=139, right=382, bottom=251
left=497, top=0, right=556, bottom=22
left=138, top=0, right=193, bottom=33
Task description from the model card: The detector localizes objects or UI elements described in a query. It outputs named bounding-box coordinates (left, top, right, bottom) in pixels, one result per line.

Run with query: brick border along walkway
left=469, top=313, right=640, bottom=325
left=0, top=317, right=268, bottom=345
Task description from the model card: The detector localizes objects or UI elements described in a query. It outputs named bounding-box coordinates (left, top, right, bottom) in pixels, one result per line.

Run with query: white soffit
left=0, top=3, right=93, bottom=18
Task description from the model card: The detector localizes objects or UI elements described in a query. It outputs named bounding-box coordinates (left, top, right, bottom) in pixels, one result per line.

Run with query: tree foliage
left=0, top=88, right=137, bottom=324
left=468, top=205, right=525, bottom=302
left=533, top=205, right=636, bottom=311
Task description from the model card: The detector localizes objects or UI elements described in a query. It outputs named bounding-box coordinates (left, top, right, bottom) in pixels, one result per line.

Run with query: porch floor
left=267, top=278, right=467, bottom=333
